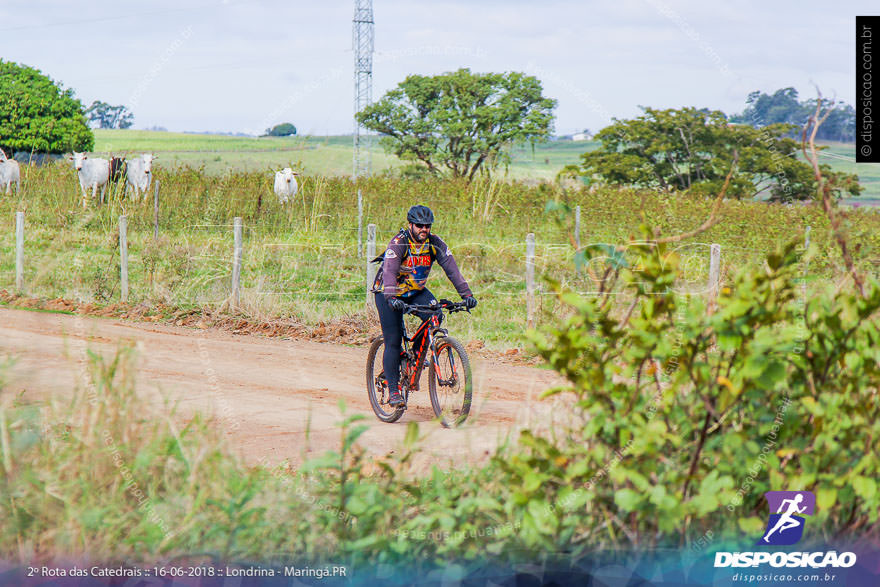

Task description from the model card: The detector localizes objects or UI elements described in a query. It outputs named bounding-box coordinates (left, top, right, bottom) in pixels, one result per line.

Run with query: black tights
left=374, top=289, right=441, bottom=394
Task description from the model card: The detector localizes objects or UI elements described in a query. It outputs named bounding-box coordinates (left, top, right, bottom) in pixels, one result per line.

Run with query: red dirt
left=0, top=306, right=565, bottom=469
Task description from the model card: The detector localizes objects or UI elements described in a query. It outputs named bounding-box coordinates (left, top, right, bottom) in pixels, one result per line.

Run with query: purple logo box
left=764, top=491, right=816, bottom=516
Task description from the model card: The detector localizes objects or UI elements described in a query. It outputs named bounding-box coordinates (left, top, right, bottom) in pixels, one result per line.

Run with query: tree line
left=730, top=87, right=855, bottom=143
left=0, top=59, right=861, bottom=203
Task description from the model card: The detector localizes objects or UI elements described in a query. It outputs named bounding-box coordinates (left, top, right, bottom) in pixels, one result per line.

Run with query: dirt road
left=0, top=307, right=564, bottom=469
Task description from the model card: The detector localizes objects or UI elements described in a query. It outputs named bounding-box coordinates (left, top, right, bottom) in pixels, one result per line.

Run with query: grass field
left=2, top=131, right=878, bottom=350
left=2, top=160, right=880, bottom=350
left=91, top=130, right=880, bottom=200
left=92, top=129, right=598, bottom=180
left=803, top=140, right=880, bottom=202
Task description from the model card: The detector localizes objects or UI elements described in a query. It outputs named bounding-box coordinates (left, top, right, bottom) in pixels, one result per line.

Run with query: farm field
left=91, top=129, right=599, bottom=180
left=805, top=140, right=880, bottom=203
left=89, top=129, right=880, bottom=199
left=3, top=163, right=880, bottom=350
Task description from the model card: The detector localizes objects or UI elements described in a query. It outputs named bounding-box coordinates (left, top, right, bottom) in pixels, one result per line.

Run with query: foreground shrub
left=525, top=224, right=880, bottom=549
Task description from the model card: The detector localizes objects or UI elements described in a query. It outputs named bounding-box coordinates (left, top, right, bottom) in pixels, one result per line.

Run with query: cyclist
left=372, top=205, right=477, bottom=407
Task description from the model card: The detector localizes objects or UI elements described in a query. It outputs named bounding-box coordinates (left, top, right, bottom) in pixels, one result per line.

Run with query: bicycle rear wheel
left=366, top=336, right=405, bottom=423
left=428, top=336, right=472, bottom=427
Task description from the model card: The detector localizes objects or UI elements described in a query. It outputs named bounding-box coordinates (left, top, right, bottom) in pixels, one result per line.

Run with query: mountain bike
left=366, top=299, right=473, bottom=427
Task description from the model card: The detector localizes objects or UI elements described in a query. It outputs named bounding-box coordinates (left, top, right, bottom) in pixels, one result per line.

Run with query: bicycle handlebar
left=402, top=298, right=471, bottom=315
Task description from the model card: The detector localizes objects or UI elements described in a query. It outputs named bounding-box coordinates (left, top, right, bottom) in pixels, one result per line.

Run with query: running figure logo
left=757, top=491, right=816, bottom=546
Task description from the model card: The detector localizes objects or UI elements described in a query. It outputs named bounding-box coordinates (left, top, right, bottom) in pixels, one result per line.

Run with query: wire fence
left=5, top=205, right=878, bottom=344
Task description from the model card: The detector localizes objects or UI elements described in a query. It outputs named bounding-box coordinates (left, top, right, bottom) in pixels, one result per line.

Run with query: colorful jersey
left=371, top=229, right=473, bottom=300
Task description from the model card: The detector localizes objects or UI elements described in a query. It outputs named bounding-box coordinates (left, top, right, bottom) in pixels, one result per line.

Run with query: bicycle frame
left=368, top=298, right=470, bottom=422
left=401, top=311, right=449, bottom=392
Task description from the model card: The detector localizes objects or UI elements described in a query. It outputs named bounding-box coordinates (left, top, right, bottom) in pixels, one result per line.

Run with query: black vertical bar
left=856, top=16, right=879, bottom=162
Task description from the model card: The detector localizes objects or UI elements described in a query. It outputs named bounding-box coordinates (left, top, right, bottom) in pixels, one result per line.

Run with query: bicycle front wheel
left=428, top=336, right=472, bottom=427
left=366, top=336, right=405, bottom=423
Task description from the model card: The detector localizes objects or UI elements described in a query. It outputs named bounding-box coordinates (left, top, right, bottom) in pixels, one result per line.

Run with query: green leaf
left=691, top=492, right=720, bottom=516
left=614, top=489, right=641, bottom=512
left=404, top=421, right=419, bottom=447
left=527, top=499, right=558, bottom=534
left=852, top=476, right=877, bottom=500
left=343, top=424, right=369, bottom=452
left=738, top=516, right=765, bottom=534
left=346, top=495, right=369, bottom=516
left=648, top=485, right=668, bottom=507
left=816, top=488, right=837, bottom=510
left=717, top=333, right=743, bottom=352
left=523, top=472, right=543, bottom=493
left=299, top=452, right=341, bottom=472
left=757, top=361, right=786, bottom=389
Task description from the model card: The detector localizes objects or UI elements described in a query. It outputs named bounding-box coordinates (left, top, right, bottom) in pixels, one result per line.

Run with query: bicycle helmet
left=407, top=205, right=434, bottom=225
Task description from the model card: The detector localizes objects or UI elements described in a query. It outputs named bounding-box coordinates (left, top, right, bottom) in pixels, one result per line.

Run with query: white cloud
left=1, top=0, right=872, bottom=134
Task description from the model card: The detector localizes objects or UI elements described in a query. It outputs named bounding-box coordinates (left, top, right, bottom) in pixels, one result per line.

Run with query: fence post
left=707, top=243, right=721, bottom=304
left=366, top=224, right=377, bottom=312
left=119, top=215, right=128, bottom=302
left=526, top=233, right=536, bottom=329
left=574, top=205, right=581, bottom=250
left=153, top=179, right=160, bottom=239
left=15, top=211, right=24, bottom=291
left=357, top=189, right=363, bottom=258
left=232, top=217, right=242, bottom=308
left=804, top=225, right=811, bottom=250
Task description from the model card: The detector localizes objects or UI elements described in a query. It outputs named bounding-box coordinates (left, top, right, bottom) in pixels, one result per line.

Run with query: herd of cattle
left=0, top=148, right=300, bottom=206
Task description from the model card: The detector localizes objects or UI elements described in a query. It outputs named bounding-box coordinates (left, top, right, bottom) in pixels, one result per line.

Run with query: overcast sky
left=1, top=0, right=872, bottom=136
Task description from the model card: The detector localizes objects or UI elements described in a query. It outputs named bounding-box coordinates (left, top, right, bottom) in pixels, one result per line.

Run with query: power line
left=817, top=150, right=855, bottom=162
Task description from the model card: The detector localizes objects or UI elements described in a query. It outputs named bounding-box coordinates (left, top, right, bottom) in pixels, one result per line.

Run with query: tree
left=85, top=101, right=134, bottom=129
left=357, top=68, right=557, bottom=181
left=0, top=60, right=93, bottom=154
left=732, top=87, right=802, bottom=127
left=731, top=88, right=855, bottom=142
left=581, top=106, right=860, bottom=202
left=265, top=122, right=297, bottom=136
left=800, top=99, right=855, bottom=143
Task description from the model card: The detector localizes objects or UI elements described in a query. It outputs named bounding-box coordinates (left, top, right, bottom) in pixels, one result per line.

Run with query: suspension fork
left=432, top=341, right=457, bottom=381
left=428, top=319, right=454, bottom=381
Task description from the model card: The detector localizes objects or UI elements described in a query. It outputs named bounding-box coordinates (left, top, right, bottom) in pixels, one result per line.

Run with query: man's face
left=409, top=222, right=431, bottom=243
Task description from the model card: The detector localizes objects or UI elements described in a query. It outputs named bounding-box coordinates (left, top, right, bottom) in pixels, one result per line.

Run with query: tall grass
left=1, top=162, right=879, bottom=346
left=0, top=346, right=528, bottom=567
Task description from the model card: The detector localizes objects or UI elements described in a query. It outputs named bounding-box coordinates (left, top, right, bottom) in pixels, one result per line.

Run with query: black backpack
left=371, top=229, right=439, bottom=288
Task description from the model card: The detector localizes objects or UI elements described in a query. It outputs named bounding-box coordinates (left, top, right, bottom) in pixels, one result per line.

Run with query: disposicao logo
left=758, top=490, right=815, bottom=546
left=714, top=490, right=858, bottom=569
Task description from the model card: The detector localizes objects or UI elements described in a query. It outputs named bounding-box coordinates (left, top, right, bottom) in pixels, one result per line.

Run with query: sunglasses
left=413, top=223, right=432, bottom=229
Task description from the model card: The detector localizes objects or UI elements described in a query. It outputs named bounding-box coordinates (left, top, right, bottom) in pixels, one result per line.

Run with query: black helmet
left=407, top=205, right=434, bottom=224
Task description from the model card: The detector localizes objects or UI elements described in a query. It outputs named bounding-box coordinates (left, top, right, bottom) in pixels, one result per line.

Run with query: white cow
left=0, top=159, right=20, bottom=195
left=126, top=153, right=156, bottom=200
left=69, top=152, right=110, bottom=208
left=0, top=148, right=7, bottom=161
left=273, top=168, right=299, bottom=204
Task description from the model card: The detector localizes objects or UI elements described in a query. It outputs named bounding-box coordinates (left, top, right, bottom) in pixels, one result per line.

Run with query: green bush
left=525, top=224, right=880, bottom=547
left=0, top=60, right=93, bottom=155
